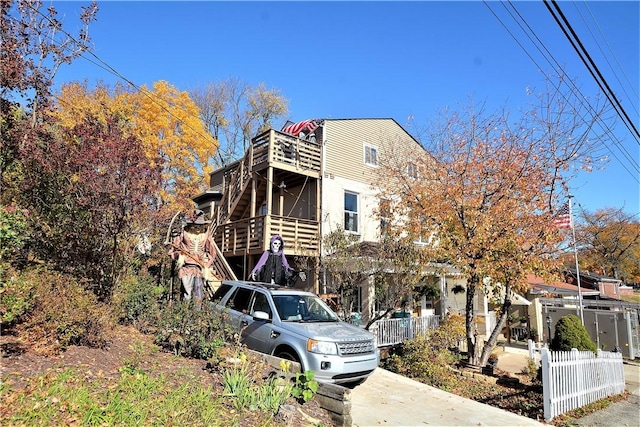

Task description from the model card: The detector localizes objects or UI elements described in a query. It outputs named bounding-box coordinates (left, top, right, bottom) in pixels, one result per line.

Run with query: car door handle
left=241, top=320, right=249, bottom=327
left=270, top=330, right=280, bottom=339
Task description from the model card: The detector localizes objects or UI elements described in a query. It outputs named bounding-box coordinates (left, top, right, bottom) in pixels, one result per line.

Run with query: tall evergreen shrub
left=550, top=314, right=597, bottom=352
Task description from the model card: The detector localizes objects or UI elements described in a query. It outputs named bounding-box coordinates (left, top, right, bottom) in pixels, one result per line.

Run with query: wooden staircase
left=210, top=144, right=254, bottom=233
left=205, top=145, right=258, bottom=282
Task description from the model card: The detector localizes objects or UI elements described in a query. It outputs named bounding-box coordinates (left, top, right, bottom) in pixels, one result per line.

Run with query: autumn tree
left=0, top=0, right=97, bottom=122
left=378, top=79, right=612, bottom=366
left=322, top=229, right=428, bottom=328
left=573, top=207, right=640, bottom=283
left=0, top=0, right=97, bottom=194
left=21, top=114, right=162, bottom=298
left=189, top=79, right=288, bottom=167
left=52, top=80, right=216, bottom=213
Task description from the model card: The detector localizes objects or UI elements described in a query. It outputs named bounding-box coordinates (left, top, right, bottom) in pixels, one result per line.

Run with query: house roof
left=565, top=268, right=622, bottom=283
left=527, top=274, right=600, bottom=296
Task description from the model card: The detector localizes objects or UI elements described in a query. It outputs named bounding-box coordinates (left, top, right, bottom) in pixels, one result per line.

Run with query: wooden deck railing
left=216, top=215, right=320, bottom=258
left=252, top=129, right=321, bottom=174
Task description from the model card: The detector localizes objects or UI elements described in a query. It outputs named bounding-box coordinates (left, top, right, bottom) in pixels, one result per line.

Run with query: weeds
left=291, top=370, right=319, bottom=403
left=3, top=266, right=110, bottom=354
left=153, top=301, right=228, bottom=359
left=221, top=349, right=295, bottom=413
left=0, top=366, right=238, bottom=426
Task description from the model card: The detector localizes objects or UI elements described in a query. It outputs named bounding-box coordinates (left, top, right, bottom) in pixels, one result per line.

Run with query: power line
left=482, top=1, right=639, bottom=184
left=15, top=4, right=218, bottom=152
left=575, top=1, right=639, bottom=117
left=501, top=1, right=639, bottom=178
left=545, top=0, right=640, bottom=144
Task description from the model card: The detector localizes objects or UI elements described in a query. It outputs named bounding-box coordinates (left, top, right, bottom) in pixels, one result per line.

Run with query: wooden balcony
left=216, top=214, right=320, bottom=258
left=251, top=129, right=322, bottom=177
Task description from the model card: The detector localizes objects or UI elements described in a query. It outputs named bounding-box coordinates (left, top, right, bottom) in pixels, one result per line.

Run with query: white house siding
left=320, top=118, right=424, bottom=254
left=321, top=175, right=381, bottom=251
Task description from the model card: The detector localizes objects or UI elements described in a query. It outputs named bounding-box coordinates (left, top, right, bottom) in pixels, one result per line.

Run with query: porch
left=369, top=315, right=441, bottom=347
left=207, top=128, right=322, bottom=260
left=216, top=214, right=320, bottom=257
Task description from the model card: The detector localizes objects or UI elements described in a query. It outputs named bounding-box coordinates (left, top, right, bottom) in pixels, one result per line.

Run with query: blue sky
left=52, top=1, right=639, bottom=217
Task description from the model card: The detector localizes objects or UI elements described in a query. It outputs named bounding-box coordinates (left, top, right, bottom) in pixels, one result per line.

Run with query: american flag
left=553, top=202, right=572, bottom=229
left=282, top=119, right=319, bottom=137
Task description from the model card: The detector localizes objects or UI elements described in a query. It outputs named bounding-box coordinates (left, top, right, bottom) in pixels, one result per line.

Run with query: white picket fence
left=540, top=347, right=625, bottom=422
left=370, top=315, right=440, bottom=347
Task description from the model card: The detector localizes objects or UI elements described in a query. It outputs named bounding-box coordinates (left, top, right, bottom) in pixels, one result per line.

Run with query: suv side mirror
left=253, top=310, right=271, bottom=321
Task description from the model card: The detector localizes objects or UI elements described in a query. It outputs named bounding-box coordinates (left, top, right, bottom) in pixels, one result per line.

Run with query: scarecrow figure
left=249, top=235, right=306, bottom=286
left=168, top=210, right=216, bottom=303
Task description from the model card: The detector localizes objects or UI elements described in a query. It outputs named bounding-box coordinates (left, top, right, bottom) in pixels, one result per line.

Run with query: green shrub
left=153, top=301, right=228, bottom=359
left=0, top=205, right=29, bottom=262
left=551, top=314, right=597, bottom=353
left=381, top=315, right=467, bottom=391
left=0, top=265, right=37, bottom=326
left=382, top=333, right=460, bottom=390
left=10, top=266, right=110, bottom=353
left=111, top=273, right=163, bottom=330
left=430, top=313, right=465, bottom=350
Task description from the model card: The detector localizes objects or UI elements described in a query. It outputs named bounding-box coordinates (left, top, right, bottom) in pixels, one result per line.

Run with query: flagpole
left=569, top=195, right=584, bottom=325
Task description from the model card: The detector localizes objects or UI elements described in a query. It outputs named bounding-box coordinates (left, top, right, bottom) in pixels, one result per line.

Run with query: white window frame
left=407, top=162, right=418, bottom=179
left=344, top=191, right=359, bottom=233
left=379, top=198, right=391, bottom=236
left=353, top=285, right=363, bottom=313
left=364, top=144, right=378, bottom=167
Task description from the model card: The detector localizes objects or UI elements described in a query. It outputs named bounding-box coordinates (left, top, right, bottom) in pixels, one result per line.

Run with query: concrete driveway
left=350, top=368, right=545, bottom=426
left=350, top=354, right=639, bottom=427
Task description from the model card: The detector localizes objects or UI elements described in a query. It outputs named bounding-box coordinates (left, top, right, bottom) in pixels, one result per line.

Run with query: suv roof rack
left=243, top=282, right=286, bottom=291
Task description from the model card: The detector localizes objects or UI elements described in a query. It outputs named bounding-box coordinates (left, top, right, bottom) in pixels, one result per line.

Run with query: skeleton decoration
left=250, top=235, right=306, bottom=286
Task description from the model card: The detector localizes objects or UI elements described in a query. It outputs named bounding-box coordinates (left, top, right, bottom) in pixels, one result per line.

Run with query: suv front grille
left=338, top=340, right=375, bottom=355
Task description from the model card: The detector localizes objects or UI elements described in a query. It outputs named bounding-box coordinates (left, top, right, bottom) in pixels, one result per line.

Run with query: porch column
left=250, top=174, right=257, bottom=216
left=265, top=166, right=273, bottom=249
left=440, top=274, right=447, bottom=318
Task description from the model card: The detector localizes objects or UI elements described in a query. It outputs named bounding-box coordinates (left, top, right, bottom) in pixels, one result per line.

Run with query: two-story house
left=193, top=118, right=486, bottom=327
left=194, top=120, right=419, bottom=289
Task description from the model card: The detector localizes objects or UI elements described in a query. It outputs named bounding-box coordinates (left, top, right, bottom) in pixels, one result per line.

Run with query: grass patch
left=0, top=366, right=260, bottom=426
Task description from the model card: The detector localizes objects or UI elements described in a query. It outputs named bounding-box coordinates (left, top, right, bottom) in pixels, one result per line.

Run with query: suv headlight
left=307, top=339, right=338, bottom=355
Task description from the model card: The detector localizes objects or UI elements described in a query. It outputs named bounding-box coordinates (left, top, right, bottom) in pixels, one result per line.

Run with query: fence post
left=541, top=347, right=552, bottom=422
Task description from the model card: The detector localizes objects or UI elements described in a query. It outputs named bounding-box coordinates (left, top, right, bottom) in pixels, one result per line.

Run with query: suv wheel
left=276, top=349, right=300, bottom=365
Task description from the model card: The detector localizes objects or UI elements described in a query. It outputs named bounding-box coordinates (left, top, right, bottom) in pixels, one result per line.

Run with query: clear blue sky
left=52, top=1, right=639, bottom=217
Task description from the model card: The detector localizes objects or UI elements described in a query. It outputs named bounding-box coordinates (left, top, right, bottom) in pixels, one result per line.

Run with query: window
left=407, top=162, right=418, bottom=179
left=226, top=287, right=253, bottom=313
left=364, top=144, right=378, bottom=166
left=379, top=198, right=391, bottom=236
left=344, top=191, right=359, bottom=232
left=250, top=292, right=271, bottom=317
left=353, top=285, right=363, bottom=313
left=212, top=283, right=233, bottom=303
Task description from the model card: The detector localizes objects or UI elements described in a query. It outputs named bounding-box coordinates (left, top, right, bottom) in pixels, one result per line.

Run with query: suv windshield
left=272, top=295, right=339, bottom=322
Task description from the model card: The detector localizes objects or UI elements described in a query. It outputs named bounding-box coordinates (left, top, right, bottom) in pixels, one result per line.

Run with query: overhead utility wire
left=19, top=5, right=218, bottom=149
left=545, top=0, right=640, bottom=144
left=576, top=1, right=639, bottom=118
left=582, top=1, right=639, bottom=102
left=484, top=1, right=639, bottom=182
left=501, top=1, right=639, bottom=178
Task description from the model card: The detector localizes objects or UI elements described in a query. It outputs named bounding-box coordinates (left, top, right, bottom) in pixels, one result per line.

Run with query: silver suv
left=211, top=280, right=380, bottom=385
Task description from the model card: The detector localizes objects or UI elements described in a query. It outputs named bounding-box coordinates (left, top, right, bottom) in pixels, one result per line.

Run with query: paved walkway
left=351, top=346, right=639, bottom=426
left=351, top=368, right=545, bottom=426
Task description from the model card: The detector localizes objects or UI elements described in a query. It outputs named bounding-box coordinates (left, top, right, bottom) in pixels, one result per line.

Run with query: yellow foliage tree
left=52, top=80, right=217, bottom=213
left=575, top=207, right=640, bottom=283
